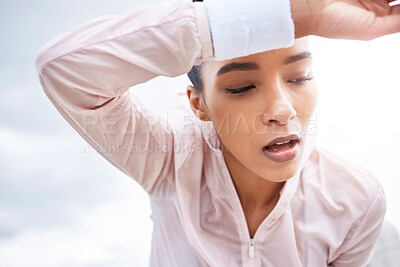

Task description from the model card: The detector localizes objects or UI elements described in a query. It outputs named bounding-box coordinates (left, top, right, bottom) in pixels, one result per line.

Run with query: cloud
left=0, top=196, right=153, bottom=267
left=0, top=125, right=153, bottom=267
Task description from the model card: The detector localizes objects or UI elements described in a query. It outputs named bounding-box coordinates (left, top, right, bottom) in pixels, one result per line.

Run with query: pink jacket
left=35, top=1, right=386, bottom=266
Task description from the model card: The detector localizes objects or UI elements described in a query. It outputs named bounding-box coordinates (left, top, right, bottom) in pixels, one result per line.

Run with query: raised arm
left=291, top=0, right=400, bottom=40
left=34, top=0, right=298, bottom=196
left=35, top=0, right=399, bottom=197
left=35, top=1, right=208, bottom=196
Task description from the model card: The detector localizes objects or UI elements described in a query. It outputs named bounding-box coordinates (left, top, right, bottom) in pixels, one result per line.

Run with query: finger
left=390, top=2, right=400, bottom=13
left=367, top=5, right=400, bottom=39
left=361, top=0, right=393, bottom=17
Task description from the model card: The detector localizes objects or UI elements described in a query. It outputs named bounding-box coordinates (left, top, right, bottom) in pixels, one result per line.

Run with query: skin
left=185, top=0, right=400, bottom=239
left=187, top=38, right=317, bottom=237
left=291, top=0, right=400, bottom=40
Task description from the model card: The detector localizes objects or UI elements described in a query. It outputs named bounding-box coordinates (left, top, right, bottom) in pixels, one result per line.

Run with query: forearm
left=35, top=1, right=211, bottom=109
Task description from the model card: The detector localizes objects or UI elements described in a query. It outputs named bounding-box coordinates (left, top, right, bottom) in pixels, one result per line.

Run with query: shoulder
left=301, top=145, right=385, bottom=208
left=302, top=146, right=388, bottom=264
left=295, top=146, right=387, bottom=261
left=295, top=145, right=386, bottom=239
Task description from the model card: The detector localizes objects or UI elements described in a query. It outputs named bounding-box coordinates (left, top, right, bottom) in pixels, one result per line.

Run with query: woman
left=35, top=0, right=399, bottom=266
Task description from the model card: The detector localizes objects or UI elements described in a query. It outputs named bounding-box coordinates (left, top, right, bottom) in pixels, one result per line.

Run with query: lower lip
left=262, top=140, right=300, bottom=163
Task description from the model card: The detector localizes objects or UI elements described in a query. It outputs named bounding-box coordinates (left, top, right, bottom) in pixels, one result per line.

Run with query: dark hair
left=187, top=64, right=204, bottom=94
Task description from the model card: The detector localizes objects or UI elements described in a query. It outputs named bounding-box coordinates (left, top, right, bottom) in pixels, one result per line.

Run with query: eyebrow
left=216, top=62, right=260, bottom=77
left=215, top=51, right=312, bottom=77
left=283, top=51, right=312, bottom=65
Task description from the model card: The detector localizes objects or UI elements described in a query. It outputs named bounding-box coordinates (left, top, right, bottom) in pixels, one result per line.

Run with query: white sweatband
left=204, top=0, right=295, bottom=61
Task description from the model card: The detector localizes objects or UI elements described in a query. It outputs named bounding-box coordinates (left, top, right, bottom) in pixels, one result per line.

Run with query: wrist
left=290, top=0, right=313, bottom=38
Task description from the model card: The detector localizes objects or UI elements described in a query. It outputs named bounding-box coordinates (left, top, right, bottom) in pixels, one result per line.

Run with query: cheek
left=214, top=109, right=254, bottom=144
left=208, top=100, right=257, bottom=150
left=293, top=84, right=318, bottom=123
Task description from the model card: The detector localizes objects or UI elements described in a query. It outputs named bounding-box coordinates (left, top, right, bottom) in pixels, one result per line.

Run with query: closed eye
left=287, top=76, right=314, bottom=85
left=224, top=85, right=256, bottom=95
left=224, top=76, right=313, bottom=95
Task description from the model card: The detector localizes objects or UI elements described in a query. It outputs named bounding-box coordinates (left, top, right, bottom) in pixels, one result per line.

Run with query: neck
left=221, top=147, right=285, bottom=212
left=233, top=172, right=285, bottom=213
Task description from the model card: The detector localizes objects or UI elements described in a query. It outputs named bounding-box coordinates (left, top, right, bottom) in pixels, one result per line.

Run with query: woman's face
left=188, top=37, right=317, bottom=182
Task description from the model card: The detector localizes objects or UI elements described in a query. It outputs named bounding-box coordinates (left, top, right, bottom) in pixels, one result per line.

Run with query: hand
left=291, top=0, right=400, bottom=40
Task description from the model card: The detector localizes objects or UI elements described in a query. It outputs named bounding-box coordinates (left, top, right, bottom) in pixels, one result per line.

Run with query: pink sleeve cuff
left=194, top=2, right=214, bottom=62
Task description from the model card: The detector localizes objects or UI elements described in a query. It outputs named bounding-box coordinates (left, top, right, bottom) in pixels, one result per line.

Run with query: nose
left=262, top=85, right=296, bottom=126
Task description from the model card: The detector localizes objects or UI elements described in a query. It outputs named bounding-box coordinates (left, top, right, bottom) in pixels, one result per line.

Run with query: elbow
left=34, top=40, right=64, bottom=97
left=35, top=33, right=67, bottom=76
left=35, top=42, right=52, bottom=76
left=35, top=43, right=52, bottom=98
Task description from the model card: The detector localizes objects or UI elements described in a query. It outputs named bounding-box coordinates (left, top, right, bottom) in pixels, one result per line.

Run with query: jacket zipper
left=249, top=238, right=255, bottom=258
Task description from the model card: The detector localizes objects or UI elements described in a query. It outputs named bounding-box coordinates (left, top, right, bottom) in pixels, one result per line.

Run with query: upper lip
left=265, top=134, right=300, bottom=147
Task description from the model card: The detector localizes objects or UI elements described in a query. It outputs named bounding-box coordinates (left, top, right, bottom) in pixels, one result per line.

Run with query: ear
left=186, top=85, right=209, bottom=121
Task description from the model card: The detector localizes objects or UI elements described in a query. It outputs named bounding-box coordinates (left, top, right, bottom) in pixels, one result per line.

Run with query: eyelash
left=224, top=85, right=255, bottom=96
left=288, top=76, right=314, bottom=86
left=224, top=76, right=314, bottom=96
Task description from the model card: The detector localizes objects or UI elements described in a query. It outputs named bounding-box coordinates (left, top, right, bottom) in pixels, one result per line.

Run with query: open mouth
left=262, top=139, right=300, bottom=163
left=264, top=139, right=297, bottom=152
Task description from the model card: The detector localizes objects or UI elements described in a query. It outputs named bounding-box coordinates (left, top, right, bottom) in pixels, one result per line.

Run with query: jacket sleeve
left=329, top=185, right=387, bottom=267
left=35, top=0, right=295, bottom=196
left=35, top=1, right=213, bottom=196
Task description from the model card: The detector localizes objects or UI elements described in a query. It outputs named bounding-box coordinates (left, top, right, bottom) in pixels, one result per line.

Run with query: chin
left=272, top=170, right=297, bottom=182
left=262, top=158, right=301, bottom=182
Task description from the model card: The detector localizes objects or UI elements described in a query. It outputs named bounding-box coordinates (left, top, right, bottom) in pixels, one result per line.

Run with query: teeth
left=275, top=140, right=291, bottom=145
left=266, top=142, right=293, bottom=152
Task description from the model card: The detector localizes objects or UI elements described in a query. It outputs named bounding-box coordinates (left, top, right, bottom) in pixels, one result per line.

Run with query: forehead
left=203, top=37, right=310, bottom=75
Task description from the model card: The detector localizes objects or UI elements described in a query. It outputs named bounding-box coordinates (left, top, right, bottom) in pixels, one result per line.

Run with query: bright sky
left=0, top=0, right=399, bottom=266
